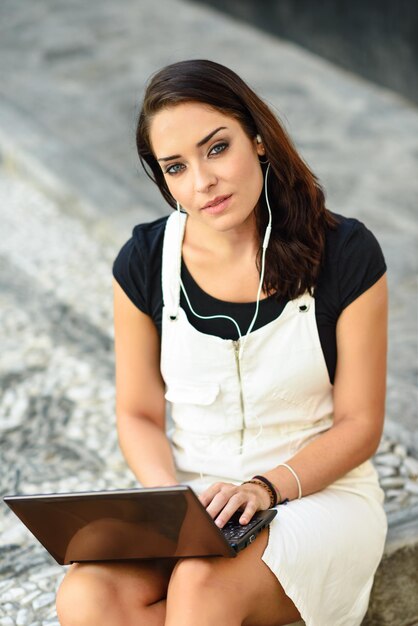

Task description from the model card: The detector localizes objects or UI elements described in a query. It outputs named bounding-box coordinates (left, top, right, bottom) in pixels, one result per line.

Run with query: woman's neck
left=180, top=212, right=265, bottom=302
left=183, top=213, right=259, bottom=263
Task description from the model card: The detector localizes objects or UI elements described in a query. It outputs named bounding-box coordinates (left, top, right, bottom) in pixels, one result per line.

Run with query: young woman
left=56, top=59, right=388, bottom=626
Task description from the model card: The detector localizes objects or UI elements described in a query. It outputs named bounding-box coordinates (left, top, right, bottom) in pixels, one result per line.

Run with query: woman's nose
left=193, top=164, right=217, bottom=193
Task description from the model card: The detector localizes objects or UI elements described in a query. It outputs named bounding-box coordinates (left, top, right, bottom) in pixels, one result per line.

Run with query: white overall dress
left=160, top=212, right=387, bottom=626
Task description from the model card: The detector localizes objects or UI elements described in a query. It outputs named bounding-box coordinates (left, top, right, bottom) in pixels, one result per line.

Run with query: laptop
left=3, top=485, right=277, bottom=564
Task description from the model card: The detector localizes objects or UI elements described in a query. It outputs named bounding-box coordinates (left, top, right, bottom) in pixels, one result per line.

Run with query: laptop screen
left=4, top=486, right=236, bottom=563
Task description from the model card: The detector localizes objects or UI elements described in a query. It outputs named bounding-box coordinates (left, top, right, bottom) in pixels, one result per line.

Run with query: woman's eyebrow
left=157, top=126, right=227, bottom=162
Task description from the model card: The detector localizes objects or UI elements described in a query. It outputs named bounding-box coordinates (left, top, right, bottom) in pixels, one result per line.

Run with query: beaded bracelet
left=252, top=475, right=281, bottom=506
left=242, top=479, right=276, bottom=508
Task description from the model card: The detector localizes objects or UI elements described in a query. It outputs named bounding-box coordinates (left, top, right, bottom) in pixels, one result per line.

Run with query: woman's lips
left=201, top=194, right=232, bottom=215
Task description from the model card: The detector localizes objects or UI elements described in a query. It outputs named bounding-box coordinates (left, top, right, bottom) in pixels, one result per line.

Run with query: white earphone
left=176, top=160, right=272, bottom=360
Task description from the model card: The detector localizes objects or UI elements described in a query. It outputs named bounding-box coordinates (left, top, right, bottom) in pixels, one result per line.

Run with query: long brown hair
left=136, top=59, right=336, bottom=300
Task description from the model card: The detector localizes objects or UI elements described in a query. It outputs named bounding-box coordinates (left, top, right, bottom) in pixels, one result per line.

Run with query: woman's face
left=149, top=102, right=265, bottom=234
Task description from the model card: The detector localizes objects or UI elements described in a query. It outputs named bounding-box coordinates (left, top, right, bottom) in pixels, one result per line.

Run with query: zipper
left=233, top=339, right=245, bottom=451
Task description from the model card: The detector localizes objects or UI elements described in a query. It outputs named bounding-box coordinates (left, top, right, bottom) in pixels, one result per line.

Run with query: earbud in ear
left=256, top=134, right=262, bottom=144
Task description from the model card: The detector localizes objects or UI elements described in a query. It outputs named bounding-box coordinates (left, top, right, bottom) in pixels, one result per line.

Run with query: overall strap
left=161, top=211, right=187, bottom=319
left=289, top=290, right=315, bottom=315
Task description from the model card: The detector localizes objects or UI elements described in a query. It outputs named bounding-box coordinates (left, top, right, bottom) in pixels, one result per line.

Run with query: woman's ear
left=255, top=135, right=266, bottom=157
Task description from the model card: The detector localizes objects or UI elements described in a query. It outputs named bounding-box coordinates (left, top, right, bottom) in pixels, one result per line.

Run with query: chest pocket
left=165, top=381, right=241, bottom=435
left=165, top=382, right=219, bottom=406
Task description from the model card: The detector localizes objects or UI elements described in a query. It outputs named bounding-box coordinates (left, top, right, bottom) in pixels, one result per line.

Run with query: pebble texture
left=0, top=172, right=139, bottom=624
left=0, top=0, right=417, bottom=624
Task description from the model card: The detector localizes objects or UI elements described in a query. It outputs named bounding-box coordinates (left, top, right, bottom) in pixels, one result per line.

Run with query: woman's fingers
left=204, top=484, right=240, bottom=521
left=210, top=491, right=244, bottom=527
left=214, top=494, right=259, bottom=528
left=198, top=481, right=226, bottom=508
left=238, top=500, right=259, bottom=526
left=199, top=482, right=269, bottom=528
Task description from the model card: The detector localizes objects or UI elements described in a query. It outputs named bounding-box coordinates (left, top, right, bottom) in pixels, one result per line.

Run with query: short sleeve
left=338, top=221, right=387, bottom=311
left=112, top=216, right=167, bottom=328
left=112, top=236, right=149, bottom=314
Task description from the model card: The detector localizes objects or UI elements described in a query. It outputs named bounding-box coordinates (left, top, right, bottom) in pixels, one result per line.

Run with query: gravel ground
left=0, top=169, right=137, bottom=625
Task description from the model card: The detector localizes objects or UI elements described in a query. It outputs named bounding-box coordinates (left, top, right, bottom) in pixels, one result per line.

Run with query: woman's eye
left=209, top=142, right=228, bottom=156
left=164, top=143, right=228, bottom=175
left=165, top=163, right=185, bottom=176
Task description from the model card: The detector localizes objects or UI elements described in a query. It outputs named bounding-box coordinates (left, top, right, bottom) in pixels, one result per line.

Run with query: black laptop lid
left=3, top=486, right=236, bottom=564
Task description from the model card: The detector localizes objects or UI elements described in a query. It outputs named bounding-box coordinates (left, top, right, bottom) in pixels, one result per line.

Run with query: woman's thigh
left=166, top=529, right=301, bottom=626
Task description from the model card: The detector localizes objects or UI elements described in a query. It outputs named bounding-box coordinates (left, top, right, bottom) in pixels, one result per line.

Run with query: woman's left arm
left=202, top=274, right=388, bottom=526
left=264, top=272, right=388, bottom=501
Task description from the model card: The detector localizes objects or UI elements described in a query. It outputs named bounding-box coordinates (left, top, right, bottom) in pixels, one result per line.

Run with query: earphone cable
left=179, top=276, right=243, bottom=340
left=238, top=163, right=272, bottom=359
left=176, top=162, right=271, bottom=359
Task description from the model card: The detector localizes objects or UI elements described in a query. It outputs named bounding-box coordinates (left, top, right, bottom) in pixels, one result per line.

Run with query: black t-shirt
left=113, top=212, right=386, bottom=384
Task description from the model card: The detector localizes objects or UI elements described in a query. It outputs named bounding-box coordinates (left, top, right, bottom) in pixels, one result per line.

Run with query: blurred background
left=0, top=1, right=417, bottom=624
left=192, top=0, right=418, bottom=104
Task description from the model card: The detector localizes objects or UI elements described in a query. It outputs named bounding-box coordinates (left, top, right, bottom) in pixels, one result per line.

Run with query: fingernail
left=215, top=518, right=223, bottom=528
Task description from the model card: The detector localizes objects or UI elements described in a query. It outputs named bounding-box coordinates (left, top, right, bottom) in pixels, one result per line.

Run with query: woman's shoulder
left=131, top=214, right=169, bottom=251
left=112, top=214, right=168, bottom=313
left=325, top=211, right=377, bottom=249
left=324, top=211, right=385, bottom=266
left=115, top=214, right=168, bottom=263
left=317, top=211, right=386, bottom=315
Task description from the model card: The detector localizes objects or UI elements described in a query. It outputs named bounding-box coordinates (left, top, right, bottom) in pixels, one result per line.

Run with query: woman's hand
left=199, top=481, right=271, bottom=528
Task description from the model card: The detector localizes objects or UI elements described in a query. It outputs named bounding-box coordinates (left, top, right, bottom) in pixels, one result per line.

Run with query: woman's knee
left=56, top=561, right=170, bottom=625
left=56, top=564, right=120, bottom=625
left=169, top=557, right=233, bottom=595
left=166, top=558, right=244, bottom=624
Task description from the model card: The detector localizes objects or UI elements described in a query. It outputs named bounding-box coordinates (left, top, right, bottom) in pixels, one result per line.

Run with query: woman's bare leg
left=56, top=558, right=175, bottom=626
left=165, top=530, right=301, bottom=626
left=57, top=532, right=301, bottom=626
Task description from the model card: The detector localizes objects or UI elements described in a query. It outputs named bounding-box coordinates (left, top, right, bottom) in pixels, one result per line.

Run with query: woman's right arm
left=113, top=278, right=178, bottom=487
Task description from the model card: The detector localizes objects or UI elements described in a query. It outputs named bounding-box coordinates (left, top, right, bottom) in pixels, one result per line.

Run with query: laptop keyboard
left=220, top=513, right=261, bottom=542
